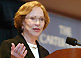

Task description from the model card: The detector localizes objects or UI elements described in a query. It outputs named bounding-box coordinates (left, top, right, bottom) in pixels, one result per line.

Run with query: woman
left=1, top=1, right=50, bottom=58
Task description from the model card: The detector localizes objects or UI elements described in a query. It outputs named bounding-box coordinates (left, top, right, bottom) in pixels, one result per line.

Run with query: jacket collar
left=16, top=33, right=43, bottom=58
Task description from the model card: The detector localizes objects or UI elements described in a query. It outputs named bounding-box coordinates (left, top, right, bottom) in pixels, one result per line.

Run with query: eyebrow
left=26, top=16, right=45, bottom=18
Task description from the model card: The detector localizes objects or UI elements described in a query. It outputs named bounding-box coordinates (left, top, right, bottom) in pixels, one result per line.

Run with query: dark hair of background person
left=0, top=0, right=30, bottom=45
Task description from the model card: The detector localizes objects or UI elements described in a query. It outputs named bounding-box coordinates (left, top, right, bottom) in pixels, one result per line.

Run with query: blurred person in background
left=0, top=0, right=27, bottom=45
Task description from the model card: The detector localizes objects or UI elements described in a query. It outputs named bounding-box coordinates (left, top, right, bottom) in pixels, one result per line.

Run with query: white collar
left=27, top=42, right=37, bottom=49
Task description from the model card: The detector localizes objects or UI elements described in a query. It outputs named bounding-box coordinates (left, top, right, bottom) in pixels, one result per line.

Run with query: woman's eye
left=30, top=17, right=35, bottom=20
left=40, top=18, right=44, bottom=21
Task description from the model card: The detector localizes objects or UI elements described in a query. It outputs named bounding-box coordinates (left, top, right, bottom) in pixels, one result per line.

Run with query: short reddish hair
left=14, top=1, right=50, bottom=33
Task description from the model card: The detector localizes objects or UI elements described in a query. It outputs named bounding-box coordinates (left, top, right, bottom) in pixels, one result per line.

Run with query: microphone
left=66, top=37, right=81, bottom=46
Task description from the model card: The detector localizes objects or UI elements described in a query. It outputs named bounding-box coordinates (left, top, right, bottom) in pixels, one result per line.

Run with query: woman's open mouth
left=33, top=28, right=40, bottom=32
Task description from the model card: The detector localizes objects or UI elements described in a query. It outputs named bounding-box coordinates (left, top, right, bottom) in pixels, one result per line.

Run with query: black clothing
left=1, top=34, right=49, bottom=58
left=0, top=0, right=25, bottom=45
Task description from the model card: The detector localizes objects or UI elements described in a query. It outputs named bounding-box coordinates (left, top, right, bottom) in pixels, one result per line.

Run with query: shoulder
left=1, top=34, right=26, bottom=47
left=39, top=45, right=49, bottom=57
left=0, top=36, right=17, bottom=48
left=36, top=40, right=49, bottom=56
left=40, top=45, right=49, bottom=53
left=1, top=34, right=20, bottom=46
left=36, top=40, right=49, bottom=53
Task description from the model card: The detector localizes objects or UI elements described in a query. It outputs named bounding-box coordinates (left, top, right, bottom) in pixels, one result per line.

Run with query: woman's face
left=22, top=6, right=45, bottom=37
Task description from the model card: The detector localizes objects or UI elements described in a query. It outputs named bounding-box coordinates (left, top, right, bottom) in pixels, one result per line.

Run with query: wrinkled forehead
left=26, top=6, right=44, bottom=18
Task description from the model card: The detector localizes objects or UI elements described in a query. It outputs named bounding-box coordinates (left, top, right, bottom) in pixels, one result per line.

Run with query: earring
left=22, top=26, right=24, bottom=31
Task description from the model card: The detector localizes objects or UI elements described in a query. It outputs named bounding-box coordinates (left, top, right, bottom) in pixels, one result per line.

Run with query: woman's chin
left=32, top=33, right=40, bottom=37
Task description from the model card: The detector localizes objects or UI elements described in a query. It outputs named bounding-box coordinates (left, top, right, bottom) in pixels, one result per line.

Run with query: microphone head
left=66, top=37, right=77, bottom=46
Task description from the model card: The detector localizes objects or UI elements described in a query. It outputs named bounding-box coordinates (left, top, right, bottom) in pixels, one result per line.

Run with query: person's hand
left=11, top=43, right=27, bottom=58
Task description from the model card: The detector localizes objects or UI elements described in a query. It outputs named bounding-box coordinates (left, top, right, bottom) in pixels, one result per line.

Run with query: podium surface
left=45, top=48, right=81, bottom=58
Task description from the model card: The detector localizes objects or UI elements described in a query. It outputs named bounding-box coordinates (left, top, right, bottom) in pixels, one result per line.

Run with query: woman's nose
left=35, top=19, right=40, bottom=26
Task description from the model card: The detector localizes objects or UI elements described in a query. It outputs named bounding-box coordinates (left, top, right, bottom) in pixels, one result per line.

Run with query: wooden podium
left=45, top=48, right=81, bottom=58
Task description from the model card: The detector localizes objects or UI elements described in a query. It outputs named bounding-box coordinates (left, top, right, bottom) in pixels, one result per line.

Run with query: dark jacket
left=1, top=33, right=49, bottom=58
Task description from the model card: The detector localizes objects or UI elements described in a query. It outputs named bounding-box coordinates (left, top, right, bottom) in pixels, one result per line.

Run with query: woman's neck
left=21, top=32, right=38, bottom=45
